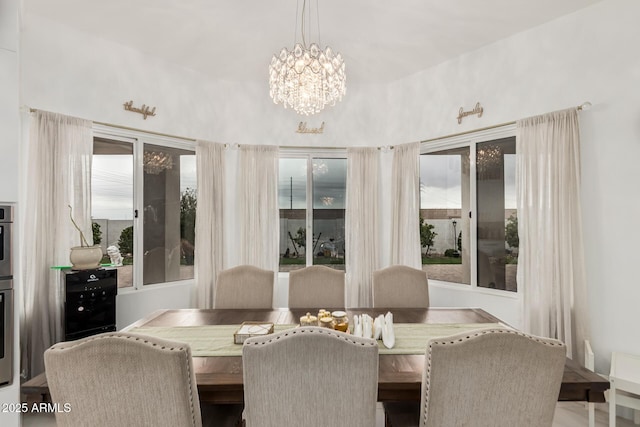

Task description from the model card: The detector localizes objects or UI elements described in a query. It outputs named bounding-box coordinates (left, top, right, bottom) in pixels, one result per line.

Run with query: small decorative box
left=233, top=322, right=275, bottom=344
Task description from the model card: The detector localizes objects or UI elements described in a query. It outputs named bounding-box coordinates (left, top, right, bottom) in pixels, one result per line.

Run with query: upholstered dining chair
left=372, top=265, right=429, bottom=308
left=44, top=332, right=200, bottom=426
left=242, top=326, right=379, bottom=426
left=288, top=265, right=345, bottom=308
left=385, top=329, right=566, bottom=427
left=215, top=265, right=274, bottom=309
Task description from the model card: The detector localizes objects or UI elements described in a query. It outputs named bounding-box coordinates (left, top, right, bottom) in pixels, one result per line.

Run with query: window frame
left=420, top=124, right=519, bottom=297
left=93, top=124, right=197, bottom=292
left=279, top=148, right=347, bottom=270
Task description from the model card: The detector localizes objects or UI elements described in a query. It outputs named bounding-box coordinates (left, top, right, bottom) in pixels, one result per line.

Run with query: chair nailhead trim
left=50, top=333, right=187, bottom=352
left=422, top=328, right=565, bottom=426
left=48, top=332, right=199, bottom=426
left=245, top=327, right=377, bottom=347
left=428, top=328, right=564, bottom=347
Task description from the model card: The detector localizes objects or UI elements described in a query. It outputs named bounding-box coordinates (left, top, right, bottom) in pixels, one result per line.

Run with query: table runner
left=129, top=323, right=505, bottom=357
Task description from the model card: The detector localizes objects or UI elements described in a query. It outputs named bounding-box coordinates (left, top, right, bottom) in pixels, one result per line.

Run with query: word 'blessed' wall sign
left=296, top=122, right=325, bottom=134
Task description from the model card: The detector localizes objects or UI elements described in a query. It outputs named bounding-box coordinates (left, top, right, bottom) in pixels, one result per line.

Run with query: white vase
left=70, top=245, right=103, bottom=270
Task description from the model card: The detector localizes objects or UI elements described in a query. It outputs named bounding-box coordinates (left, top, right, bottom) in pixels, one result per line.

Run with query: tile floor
left=21, top=402, right=639, bottom=427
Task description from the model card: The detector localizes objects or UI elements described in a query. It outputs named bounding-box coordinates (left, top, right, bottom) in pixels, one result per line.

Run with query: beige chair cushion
left=44, top=332, right=203, bottom=427
left=373, top=265, right=429, bottom=308
left=288, top=265, right=345, bottom=308
left=215, top=265, right=274, bottom=309
left=242, top=327, right=378, bottom=426
left=387, top=328, right=566, bottom=427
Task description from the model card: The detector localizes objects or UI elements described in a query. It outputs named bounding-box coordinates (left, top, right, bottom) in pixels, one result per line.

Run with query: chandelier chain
left=316, top=0, right=321, bottom=48
left=301, top=0, right=307, bottom=48
left=293, top=0, right=299, bottom=46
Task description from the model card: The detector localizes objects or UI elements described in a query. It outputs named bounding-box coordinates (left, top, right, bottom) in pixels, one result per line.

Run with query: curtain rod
left=27, top=101, right=591, bottom=149
left=420, top=101, right=591, bottom=144
left=26, top=107, right=198, bottom=142
left=277, top=145, right=347, bottom=150
left=420, top=120, right=516, bottom=144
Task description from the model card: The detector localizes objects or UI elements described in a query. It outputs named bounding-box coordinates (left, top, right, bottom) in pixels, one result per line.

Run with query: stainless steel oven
left=0, top=205, right=13, bottom=386
left=0, top=205, right=12, bottom=278
left=0, top=284, right=13, bottom=386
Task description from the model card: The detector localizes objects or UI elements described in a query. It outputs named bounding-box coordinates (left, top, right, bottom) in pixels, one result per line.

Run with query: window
left=420, top=147, right=471, bottom=285
left=420, top=133, right=518, bottom=292
left=279, top=155, right=346, bottom=272
left=92, top=138, right=134, bottom=288
left=278, top=158, right=307, bottom=272
left=91, top=132, right=196, bottom=289
left=142, top=143, right=196, bottom=285
left=476, top=138, right=517, bottom=291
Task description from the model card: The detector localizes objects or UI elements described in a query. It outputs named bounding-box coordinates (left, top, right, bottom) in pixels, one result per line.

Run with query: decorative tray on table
left=233, top=322, right=275, bottom=344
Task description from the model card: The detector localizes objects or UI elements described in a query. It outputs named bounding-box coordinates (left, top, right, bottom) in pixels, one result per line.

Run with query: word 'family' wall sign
left=457, top=102, right=483, bottom=124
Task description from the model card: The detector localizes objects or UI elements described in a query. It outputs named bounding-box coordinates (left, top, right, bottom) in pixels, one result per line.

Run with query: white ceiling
left=25, top=0, right=602, bottom=84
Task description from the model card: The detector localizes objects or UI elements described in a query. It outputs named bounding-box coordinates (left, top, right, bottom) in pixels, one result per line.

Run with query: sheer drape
left=346, top=147, right=379, bottom=308
left=21, top=111, right=93, bottom=377
left=390, top=142, right=421, bottom=268
left=195, top=141, right=225, bottom=308
left=237, top=145, right=279, bottom=274
left=516, top=108, right=589, bottom=361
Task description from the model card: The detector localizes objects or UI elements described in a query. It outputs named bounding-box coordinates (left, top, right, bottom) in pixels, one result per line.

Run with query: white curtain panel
left=21, top=111, right=93, bottom=377
left=516, top=108, right=589, bottom=361
left=390, top=142, right=421, bottom=269
left=237, top=145, right=279, bottom=274
left=195, top=140, right=225, bottom=309
left=346, top=147, right=379, bottom=308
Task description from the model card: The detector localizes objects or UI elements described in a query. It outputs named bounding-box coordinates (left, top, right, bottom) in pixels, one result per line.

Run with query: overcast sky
left=92, top=155, right=196, bottom=220
left=419, top=154, right=516, bottom=210
left=278, top=158, right=347, bottom=209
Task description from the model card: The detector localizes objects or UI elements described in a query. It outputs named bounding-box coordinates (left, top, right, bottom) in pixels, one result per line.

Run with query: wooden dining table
left=22, top=307, right=609, bottom=405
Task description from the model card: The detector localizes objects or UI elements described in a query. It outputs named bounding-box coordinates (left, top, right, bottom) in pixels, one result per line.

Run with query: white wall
left=0, top=0, right=20, bottom=423
left=429, top=281, right=522, bottom=329
left=384, top=0, right=640, bottom=375
left=17, top=0, right=640, bottom=384
left=20, top=14, right=386, bottom=148
left=0, top=10, right=19, bottom=203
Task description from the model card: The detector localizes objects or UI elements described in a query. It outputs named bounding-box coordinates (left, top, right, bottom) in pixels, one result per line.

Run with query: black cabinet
left=63, top=269, right=117, bottom=341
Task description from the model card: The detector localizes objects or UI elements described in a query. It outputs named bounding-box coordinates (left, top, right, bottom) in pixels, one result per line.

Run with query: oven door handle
left=0, top=223, right=12, bottom=275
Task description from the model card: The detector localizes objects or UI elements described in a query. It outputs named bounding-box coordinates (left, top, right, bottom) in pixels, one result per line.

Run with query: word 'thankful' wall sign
left=123, top=100, right=157, bottom=120
left=457, top=102, right=483, bottom=124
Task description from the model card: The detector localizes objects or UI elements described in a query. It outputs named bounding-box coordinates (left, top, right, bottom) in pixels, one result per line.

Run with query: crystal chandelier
left=269, top=0, right=346, bottom=116
left=476, top=144, right=504, bottom=179
left=144, top=151, right=173, bottom=175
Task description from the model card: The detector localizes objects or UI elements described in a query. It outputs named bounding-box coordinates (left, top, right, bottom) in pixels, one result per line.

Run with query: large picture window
left=279, top=155, right=346, bottom=272
left=420, top=133, right=518, bottom=292
left=92, top=132, right=196, bottom=289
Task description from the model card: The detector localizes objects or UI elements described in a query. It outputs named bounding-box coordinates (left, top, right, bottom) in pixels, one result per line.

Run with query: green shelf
left=51, top=264, right=115, bottom=270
